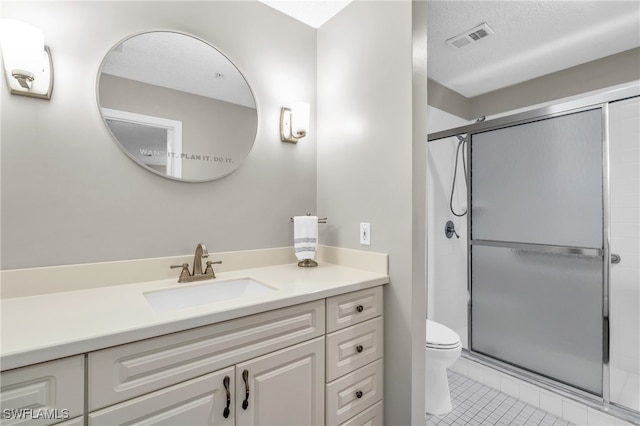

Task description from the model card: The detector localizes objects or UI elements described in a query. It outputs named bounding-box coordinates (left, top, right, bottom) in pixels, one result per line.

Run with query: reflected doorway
left=102, top=108, right=182, bottom=178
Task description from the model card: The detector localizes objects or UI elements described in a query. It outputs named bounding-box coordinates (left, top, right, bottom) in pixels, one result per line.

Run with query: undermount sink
left=144, top=278, right=277, bottom=312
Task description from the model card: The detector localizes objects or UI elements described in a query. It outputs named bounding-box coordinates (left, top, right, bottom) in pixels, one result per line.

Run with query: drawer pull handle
left=355, top=390, right=363, bottom=399
left=356, top=345, right=364, bottom=353
left=242, top=369, right=250, bottom=410
left=223, top=376, right=231, bottom=418
left=356, top=304, right=364, bottom=313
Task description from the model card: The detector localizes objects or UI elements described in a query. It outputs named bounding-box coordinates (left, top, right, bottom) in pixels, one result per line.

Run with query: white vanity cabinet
left=0, top=355, right=84, bottom=426
left=88, top=300, right=325, bottom=425
left=1, top=280, right=386, bottom=426
left=325, top=286, right=384, bottom=426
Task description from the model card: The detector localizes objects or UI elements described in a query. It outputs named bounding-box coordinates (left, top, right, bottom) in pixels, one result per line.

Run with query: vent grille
left=446, top=22, right=494, bottom=49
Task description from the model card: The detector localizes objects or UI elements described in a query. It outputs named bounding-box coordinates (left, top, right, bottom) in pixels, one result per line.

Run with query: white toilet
left=425, top=319, right=462, bottom=415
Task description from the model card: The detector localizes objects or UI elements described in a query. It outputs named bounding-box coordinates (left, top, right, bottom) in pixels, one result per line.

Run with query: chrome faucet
left=170, top=243, right=222, bottom=283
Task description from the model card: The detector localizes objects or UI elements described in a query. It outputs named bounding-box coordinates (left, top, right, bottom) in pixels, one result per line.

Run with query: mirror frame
left=96, top=30, right=259, bottom=183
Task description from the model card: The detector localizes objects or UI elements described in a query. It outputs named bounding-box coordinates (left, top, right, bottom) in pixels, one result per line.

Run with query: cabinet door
left=0, top=356, right=84, bottom=426
left=89, top=366, right=234, bottom=426
left=236, top=337, right=324, bottom=426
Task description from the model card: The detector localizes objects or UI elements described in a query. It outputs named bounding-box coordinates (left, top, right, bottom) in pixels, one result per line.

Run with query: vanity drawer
left=0, top=355, right=84, bottom=426
left=326, top=316, right=383, bottom=382
left=326, top=359, right=383, bottom=426
left=89, top=366, right=234, bottom=426
left=326, top=286, right=383, bottom=333
left=339, top=401, right=383, bottom=426
left=89, top=300, right=324, bottom=411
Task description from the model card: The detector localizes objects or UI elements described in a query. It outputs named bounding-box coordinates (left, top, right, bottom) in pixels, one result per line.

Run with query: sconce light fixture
left=280, top=101, right=310, bottom=143
left=0, top=19, right=53, bottom=100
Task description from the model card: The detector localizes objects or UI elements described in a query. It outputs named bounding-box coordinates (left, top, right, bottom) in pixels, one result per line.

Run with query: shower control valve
left=445, top=221, right=460, bottom=239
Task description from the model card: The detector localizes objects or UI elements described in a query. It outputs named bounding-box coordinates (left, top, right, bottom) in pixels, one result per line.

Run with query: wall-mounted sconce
left=280, top=101, right=310, bottom=143
left=0, top=19, right=53, bottom=100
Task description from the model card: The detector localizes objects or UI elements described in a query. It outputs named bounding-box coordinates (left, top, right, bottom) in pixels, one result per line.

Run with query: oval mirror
left=97, top=31, right=258, bottom=182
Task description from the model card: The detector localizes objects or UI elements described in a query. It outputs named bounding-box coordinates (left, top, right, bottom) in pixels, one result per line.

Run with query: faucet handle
left=204, top=260, right=222, bottom=277
left=170, top=263, right=191, bottom=282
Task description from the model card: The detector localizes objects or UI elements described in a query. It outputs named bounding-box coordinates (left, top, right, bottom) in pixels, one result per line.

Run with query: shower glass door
left=469, top=108, right=605, bottom=396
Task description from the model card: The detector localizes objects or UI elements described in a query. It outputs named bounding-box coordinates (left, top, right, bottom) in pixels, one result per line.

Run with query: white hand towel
left=294, top=216, right=318, bottom=261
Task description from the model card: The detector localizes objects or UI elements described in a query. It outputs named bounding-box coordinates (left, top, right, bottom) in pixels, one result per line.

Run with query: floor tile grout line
left=426, top=370, right=577, bottom=426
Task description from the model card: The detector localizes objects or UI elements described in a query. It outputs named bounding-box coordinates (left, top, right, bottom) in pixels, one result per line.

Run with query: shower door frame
left=427, top=83, right=640, bottom=422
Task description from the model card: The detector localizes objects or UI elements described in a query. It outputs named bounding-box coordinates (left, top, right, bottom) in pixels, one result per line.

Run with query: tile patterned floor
left=426, top=371, right=578, bottom=426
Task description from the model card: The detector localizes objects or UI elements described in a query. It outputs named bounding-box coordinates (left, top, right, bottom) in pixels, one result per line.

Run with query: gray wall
left=0, top=1, right=317, bottom=269
left=317, top=2, right=428, bottom=424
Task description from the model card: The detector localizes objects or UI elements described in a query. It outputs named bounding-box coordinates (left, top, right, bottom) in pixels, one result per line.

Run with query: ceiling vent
left=446, top=22, right=494, bottom=49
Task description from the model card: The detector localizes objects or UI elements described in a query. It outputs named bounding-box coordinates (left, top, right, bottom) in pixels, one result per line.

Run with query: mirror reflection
left=97, top=31, right=258, bottom=182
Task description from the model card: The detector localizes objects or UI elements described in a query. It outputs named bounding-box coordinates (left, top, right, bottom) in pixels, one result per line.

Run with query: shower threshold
left=460, top=350, right=639, bottom=425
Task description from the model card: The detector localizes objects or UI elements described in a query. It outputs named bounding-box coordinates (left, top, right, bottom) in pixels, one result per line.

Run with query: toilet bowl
left=425, top=319, right=462, bottom=415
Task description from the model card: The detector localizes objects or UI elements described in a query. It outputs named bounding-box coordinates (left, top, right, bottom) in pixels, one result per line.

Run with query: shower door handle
left=611, top=253, right=621, bottom=264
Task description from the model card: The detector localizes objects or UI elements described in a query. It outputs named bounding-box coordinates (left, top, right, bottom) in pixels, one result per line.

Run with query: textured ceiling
left=427, top=1, right=640, bottom=97
left=262, top=0, right=640, bottom=98
left=101, top=32, right=255, bottom=107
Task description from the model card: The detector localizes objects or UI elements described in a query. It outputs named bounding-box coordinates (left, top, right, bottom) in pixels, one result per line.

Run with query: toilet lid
left=426, top=319, right=461, bottom=348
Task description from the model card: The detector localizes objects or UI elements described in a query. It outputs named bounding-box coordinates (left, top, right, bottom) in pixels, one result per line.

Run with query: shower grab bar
left=470, top=239, right=602, bottom=257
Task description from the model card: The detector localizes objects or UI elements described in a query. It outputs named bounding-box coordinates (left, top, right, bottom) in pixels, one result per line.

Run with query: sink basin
left=144, top=278, right=276, bottom=312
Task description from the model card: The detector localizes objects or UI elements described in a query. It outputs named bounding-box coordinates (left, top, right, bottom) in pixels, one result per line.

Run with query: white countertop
left=0, top=262, right=388, bottom=371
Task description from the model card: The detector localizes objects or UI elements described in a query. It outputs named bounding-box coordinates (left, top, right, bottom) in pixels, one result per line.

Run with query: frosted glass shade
left=0, top=19, right=44, bottom=80
left=0, top=18, right=52, bottom=99
left=291, top=102, right=310, bottom=136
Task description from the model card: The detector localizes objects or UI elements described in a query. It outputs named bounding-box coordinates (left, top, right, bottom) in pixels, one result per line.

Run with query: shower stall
left=427, top=87, right=640, bottom=423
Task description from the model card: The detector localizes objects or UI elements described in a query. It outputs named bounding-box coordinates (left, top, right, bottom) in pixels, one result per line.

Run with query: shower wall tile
left=586, top=408, right=620, bottom=426
left=483, top=366, right=502, bottom=389
left=540, top=390, right=564, bottom=418
left=612, top=237, right=640, bottom=257
left=618, top=353, right=640, bottom=376
left=612, top=224, right=640, bottom=246
left=617, top=373, right=640, bottom=411
left=561, top=399, right=589, bottom=425
left=611, top=194, right=640, bottom=209
left=520, top=382, right=541, bottom=407
left=499, top=375, right=520, bottom=398
left=610, top=176, right=640, bottom=195
left=467, top=361, right=485, bottom=383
